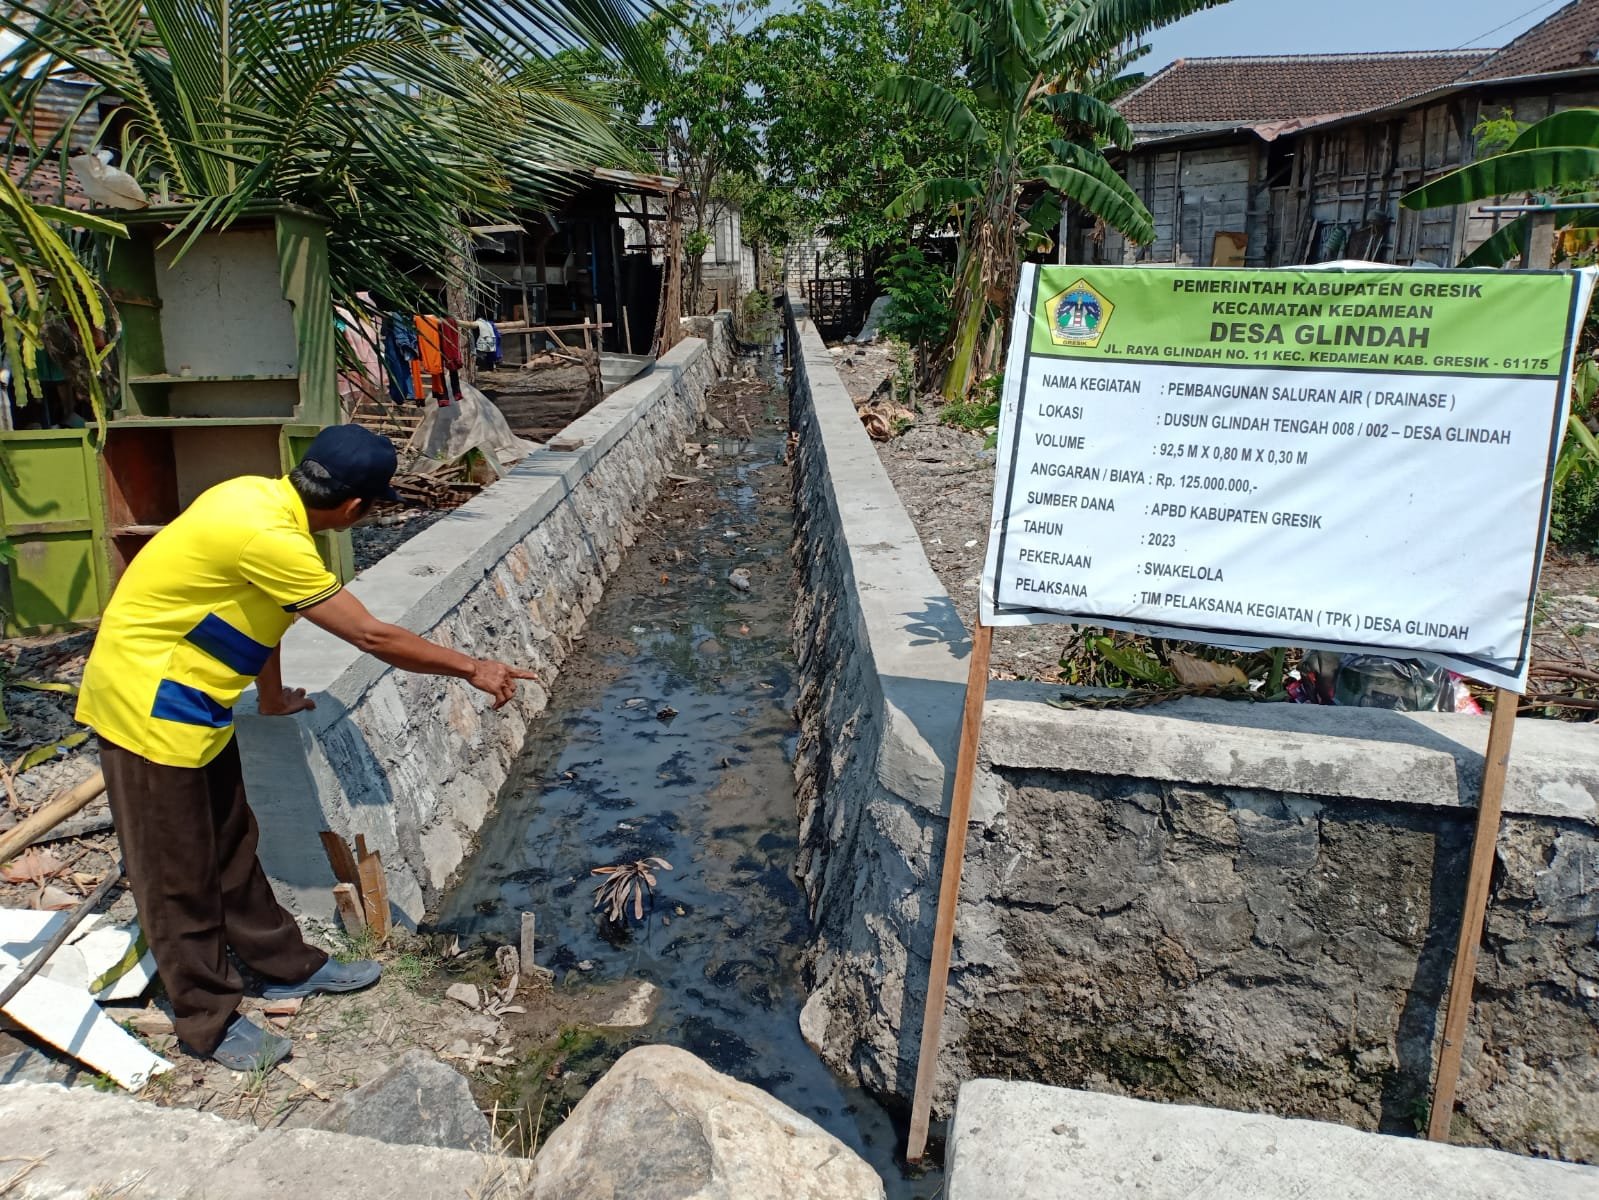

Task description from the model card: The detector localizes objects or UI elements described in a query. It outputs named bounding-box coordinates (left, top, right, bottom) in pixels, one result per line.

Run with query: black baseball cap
left=300, top=424, right=399, bottom=502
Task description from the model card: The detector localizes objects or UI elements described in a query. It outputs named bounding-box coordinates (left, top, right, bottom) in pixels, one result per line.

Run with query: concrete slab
left=948, top=1080, right=1599, bottom=1199
left=0, top=1080, right=532, bottom=1199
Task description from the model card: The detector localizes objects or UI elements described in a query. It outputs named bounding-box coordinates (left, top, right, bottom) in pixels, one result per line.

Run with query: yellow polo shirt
left=76, top=475, right=342, bottom=768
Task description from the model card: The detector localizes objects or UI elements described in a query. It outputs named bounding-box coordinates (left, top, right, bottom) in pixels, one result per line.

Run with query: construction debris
left=0, top=908, right=167, bottom=1091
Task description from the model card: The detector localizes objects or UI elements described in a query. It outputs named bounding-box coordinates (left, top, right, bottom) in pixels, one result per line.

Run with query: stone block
left=529, top=1045, right=883, bottom=1199
left=313, top=1050, right=493, bottom=1152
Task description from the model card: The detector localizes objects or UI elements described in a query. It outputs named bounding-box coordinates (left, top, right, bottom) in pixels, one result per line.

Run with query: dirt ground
left=852, top=347, right=1599, bottom=710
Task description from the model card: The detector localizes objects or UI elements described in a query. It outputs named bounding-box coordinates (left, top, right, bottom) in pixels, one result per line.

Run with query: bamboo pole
left=0, top=772, right=107, bottom=864
left=906, top=622, right=994, bottom=1162
left=1427, top=687, right=1517, bottom=1141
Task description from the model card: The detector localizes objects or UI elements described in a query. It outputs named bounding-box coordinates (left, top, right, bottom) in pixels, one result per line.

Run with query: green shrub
left=877, top=247, right=953, bottom=350
left=1551, top=468, right=1599, bottom=551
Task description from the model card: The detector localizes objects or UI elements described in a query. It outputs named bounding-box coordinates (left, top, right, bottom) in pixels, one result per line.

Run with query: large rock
left=528, top=1044, right=885, bottom=1199
left=313, top=1049, right=492, bottom=1152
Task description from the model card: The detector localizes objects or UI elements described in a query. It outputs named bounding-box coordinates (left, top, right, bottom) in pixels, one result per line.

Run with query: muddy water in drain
left=436, top=353, right=940, bottom=1197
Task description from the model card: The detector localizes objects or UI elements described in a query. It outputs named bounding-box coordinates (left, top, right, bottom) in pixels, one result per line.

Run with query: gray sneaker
left=208, top=1015, right=291, bottom=1072
left=261, top=958, right=382, bottom=1001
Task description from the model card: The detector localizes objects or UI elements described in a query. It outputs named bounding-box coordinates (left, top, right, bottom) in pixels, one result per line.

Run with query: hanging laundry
left=414, top=315, right=448, bottom=403
left=475, top=317, right=503, bottom=369
left=336, top=300, right=382, bottom=413
left=475, top=318, right=497, bottom=356
left=440, top=319, right=465, bottom=373
left=382, top=313, right=419, bottom=404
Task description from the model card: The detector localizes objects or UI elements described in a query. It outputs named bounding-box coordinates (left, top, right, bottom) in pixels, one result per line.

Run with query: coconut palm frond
left=0, top=0, right=650, bottom=315
left=0, top=173, right=124, bottom=437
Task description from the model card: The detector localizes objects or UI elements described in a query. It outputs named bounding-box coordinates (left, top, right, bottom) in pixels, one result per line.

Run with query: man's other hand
left=468, top=659, right=539, bottom=709
left=258, top=685, right=317, bottom=716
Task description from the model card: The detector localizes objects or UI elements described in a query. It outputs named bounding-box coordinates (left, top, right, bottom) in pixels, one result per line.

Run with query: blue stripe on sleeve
left=183, top=613, right=273, bottom=676
left=151, top=679, right=235, bottom=728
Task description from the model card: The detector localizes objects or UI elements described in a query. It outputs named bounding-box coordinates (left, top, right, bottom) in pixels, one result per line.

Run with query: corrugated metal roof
left=593, top=166, right=680, bottom=194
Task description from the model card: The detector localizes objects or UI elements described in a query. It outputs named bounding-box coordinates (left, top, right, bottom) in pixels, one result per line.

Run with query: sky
left=1143, top=0, right=1567, bottom=67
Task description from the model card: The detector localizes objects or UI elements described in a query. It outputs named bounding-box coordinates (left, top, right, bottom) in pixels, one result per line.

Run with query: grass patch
left=388, top=950, right=435, bottom=992
left=938, top=395, right=999, bottom=433
left=331, top=925, right=383, bottom=963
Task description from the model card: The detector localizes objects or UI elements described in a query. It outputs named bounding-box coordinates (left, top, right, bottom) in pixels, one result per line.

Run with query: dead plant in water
left=591, top=857, right=671, bottom=923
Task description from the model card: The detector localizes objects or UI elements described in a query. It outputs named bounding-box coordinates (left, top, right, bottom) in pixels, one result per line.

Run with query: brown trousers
left=99, top=735, right=327, bottom=1053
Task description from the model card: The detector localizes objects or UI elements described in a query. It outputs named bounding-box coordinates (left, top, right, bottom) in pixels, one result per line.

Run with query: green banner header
left=1027, top=266, right=1578, bottom=378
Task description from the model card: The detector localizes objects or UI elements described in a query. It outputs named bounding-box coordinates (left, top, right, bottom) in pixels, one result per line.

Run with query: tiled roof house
left=1086, top=0, right=1599, bottom=267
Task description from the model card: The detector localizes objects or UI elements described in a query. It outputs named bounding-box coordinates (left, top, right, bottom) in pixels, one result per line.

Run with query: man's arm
left=256, top=645, right=317, bottom=716
left=302, top=589, right=536, bottom=708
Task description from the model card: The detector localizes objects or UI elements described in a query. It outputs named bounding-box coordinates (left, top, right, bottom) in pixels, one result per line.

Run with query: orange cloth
left=414, top=316, right=445, bottom=376
left=413, top=316, right=448, bottom=399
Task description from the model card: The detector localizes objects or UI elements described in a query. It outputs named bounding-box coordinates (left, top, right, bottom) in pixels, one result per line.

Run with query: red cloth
left=440, top=319, right=465, bottom=372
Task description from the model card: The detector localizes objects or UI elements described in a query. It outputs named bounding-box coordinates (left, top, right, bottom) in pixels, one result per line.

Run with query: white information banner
left=980, top=263, right=1598, bottom=691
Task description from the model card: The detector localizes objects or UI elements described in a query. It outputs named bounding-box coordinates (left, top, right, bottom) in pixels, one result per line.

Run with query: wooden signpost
left=906, top=623, right=992, bottom=1160
left=904, top=247, right=1587, bottom=1162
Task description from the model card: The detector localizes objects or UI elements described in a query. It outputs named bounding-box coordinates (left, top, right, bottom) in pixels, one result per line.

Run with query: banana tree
left=881, top=0, right=1226, bottom=399
left=1403, top=108, right=1599, bottom=268
left=0, top=0, right=654, bottom=317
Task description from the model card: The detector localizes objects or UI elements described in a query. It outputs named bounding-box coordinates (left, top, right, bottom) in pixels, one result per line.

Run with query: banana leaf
left=1404, top=148, right=1599, bottom=210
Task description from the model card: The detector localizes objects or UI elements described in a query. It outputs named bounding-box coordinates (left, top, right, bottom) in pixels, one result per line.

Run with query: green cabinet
left=0, top=430, right=109, bottom=630
left=1, top=203, right=354, bottom=634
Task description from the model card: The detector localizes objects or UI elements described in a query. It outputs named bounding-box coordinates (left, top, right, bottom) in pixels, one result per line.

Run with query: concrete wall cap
left=984, top=687, right=1599, bottom=825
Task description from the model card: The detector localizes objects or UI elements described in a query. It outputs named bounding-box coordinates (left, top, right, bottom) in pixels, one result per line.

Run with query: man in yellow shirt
left=76, top=425, right=535, bottom=1070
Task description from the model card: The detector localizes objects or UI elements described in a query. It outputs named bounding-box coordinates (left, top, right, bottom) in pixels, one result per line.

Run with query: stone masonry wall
left=239, top=318, right=735, bottom=921
left=785, top=294, right=1599, bottom=1159
left=959, top=771, right=1599, bottom=1160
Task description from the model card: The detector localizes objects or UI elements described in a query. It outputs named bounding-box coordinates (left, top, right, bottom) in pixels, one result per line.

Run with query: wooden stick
left=332, top=882, right=366, bottom=936
left=356, top=850, right=389, bottom=940
left=0, top=772, right=106, bottom=865
left=276, top=1062, right=333, bottom=1102
left=906, top=622, right=994, bottom=1162
left=622, top=306, right=633, bottom=356
left=0, top=860, right=122, bottom=1011
left=1427, top=686, right=1517, bottom=1142
left=318, top=832, right=359, bottom=888
left=23, top=812, right=113, bottom=849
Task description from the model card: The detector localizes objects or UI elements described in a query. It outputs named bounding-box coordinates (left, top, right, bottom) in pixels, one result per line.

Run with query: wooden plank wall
left=1110, top=145, right=1255, bottom=266
left=1106, top=83, right=1599, bottom=271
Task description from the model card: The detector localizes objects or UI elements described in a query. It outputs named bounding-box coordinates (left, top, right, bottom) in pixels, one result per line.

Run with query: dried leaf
left=1, top=847, right=65, bottom=884
left=1167, top=652, right=1249, bottom=689
left=33, top=884, right=75, bottom=910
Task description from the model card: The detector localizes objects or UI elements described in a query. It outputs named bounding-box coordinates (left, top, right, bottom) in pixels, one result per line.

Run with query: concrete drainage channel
left=427, top=340, right=936, bottom=1195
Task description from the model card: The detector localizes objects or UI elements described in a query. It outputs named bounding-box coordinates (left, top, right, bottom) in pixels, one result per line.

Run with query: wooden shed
left=1089, top=0, right=1599, bottom=269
